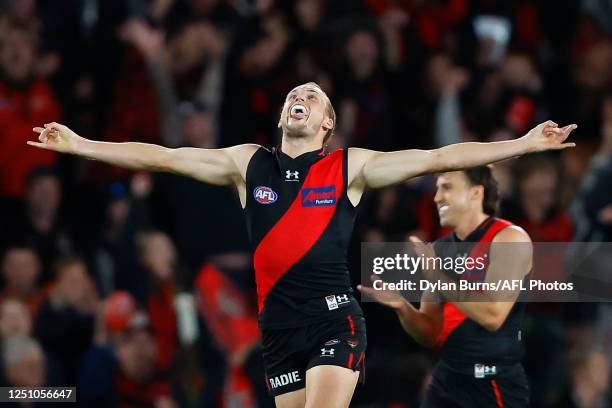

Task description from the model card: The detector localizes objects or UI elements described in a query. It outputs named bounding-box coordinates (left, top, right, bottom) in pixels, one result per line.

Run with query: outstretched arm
left=349, top=121, right=576, bottom=191
left=27, top=123, right=259, bottom=187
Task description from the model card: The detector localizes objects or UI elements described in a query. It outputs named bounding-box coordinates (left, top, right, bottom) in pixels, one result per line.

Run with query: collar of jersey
left=276, top=145, right=329, bottom=162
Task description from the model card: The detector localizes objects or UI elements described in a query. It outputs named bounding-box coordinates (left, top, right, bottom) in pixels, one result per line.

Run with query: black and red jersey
left=245, top=146, right=362, bottom=329
left=433, top=217, right=526, bottom=374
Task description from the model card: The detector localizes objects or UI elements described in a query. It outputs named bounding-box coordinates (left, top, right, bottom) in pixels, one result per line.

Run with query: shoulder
left=347, top=147, right=378, bottom=161
left=225, top=143, right=263, bottom=157
left=492, top=225, right=531, bottom=244
left=223, top=144, right=264, bottom=180
left=225, top=144, right=263, bottom=165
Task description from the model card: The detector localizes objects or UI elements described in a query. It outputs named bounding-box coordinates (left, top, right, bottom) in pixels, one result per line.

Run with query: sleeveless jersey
left=244, top=146, right=361, bottom=329
left=432, top=217, right=526, bottom=374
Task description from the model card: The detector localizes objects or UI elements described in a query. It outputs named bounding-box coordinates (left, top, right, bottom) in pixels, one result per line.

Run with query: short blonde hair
left=300, top=82, right=336, bottom=145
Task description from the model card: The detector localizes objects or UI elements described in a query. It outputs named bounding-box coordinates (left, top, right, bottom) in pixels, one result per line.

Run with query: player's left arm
left=451, top=226, right=533, bottom=332
left=347, top=121, right=576, bottom=202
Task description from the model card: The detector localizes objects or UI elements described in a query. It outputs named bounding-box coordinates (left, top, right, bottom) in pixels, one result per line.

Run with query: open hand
left=357, top=275, right=405, bottom=310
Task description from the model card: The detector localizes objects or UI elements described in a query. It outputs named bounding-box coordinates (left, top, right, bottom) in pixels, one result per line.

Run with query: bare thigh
left=304, top=365, right=360, bottom=408
left=274, top=388, right=306, bottom=408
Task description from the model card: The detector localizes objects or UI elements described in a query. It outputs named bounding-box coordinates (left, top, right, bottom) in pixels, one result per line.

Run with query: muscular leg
left=304, top=365, right=360, bottom=408
left=275, top=388, right=306, bottom=408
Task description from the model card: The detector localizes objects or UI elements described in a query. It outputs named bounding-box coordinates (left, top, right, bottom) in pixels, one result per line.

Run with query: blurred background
left=0, top=0, right=611, bottom=407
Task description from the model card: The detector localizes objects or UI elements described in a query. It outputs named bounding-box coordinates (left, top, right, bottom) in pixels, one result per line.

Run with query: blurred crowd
left=0, top=0, right=611, bottom=407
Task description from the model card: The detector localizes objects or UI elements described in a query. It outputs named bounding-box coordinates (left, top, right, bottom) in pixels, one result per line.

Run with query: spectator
left=34, top=257, right=97, bottom=385
left=502, top=154, right=573, bottom=241
left=2, top=337, right=46, bottom=387
left=0, top=299, right=32, bottom=340
left=0, top=22, right=61, bottom=198
left=2, top=167, right=73, bottom=279
left=0, top=246, right=46, bottom=318
left=553, top=349, right=611, bottom=408
left=79, top=298, right=177, bottom=408
left=135, top=230, right=180, bottom=371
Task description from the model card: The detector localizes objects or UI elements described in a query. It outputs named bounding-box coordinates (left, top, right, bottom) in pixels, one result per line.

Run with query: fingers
left=33, top=127, right=44, bottom=134
left=562, top=124, right=578, bottom=136
left=356, top=283, right=376, bottom=298
left=26, top=141, right=53, bottom=150
left=544, top=127, right=563, bottom=135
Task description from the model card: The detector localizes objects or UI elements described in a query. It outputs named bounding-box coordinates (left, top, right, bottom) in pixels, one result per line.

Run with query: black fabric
left=421, top=361, right=529, bottom=408
left=433, top=218, right=526, bottom=372
left=261, top=310, right=366, bottom=397
left=245, top=147, right=361, bottom=329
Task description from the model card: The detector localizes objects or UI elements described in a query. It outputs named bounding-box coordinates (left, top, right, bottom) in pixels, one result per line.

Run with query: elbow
left=414, top=328, right=441, bottom=348
left=156, top=147, right=176, bottom=172
left=418, top=335, right=440, bottom=349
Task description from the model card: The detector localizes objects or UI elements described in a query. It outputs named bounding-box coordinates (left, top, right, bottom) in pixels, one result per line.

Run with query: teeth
left=438, top=205, right=449, bottom=214
left=290, top=104, right=307, bottom=116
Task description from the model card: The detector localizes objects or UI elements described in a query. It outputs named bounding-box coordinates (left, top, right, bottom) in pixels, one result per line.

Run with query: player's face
left=278, top=85, right=331, bottom=139
left=434, top=172, right=480, bottom=228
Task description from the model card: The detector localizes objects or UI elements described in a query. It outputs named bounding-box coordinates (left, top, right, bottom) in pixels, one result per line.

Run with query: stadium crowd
left=0, top=0, right=611, bottom=407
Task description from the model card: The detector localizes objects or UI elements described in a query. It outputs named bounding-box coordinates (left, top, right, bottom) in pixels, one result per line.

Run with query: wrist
left=73, top=136, right=90, bottom=155
left=517, top=134, right=537, bottom=154
left=393, top=299, right=409, bottom=313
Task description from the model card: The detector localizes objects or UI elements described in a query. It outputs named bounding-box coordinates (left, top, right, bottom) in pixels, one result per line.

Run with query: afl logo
left=253, top=186, right=278, bottom=204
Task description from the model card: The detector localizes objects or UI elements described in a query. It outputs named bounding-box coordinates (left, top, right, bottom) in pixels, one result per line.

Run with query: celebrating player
left=359, top=166, right=532, bottom=407
left=29, top=82, right=574, bottom=408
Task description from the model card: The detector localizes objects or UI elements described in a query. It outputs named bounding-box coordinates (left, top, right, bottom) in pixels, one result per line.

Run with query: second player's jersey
left=244, top=146, right=361, bottom=329
left=433, top=217, right=526, bottom=375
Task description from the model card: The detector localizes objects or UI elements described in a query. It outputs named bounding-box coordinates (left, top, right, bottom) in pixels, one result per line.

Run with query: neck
left=454, top=211, right=489, bottom=240
left=281, top=134, right=323, bottom=158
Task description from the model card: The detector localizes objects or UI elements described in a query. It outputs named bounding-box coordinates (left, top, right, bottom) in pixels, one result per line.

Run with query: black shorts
left=261, top=312, right=367, bottom=397
left=422, top=361, right=529, bottom=408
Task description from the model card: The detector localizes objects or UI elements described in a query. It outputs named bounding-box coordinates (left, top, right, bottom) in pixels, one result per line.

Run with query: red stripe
left=481, top=218, right=512, bottom=243
left=347, top=315, right=355, bottom=336
left=437, top=218, right=513, bottom=347
left=356, top=352, right=365, bottom=367
left=264, top=375, right=271, bottom=392
left=438, top=303, right=466, bottom=346
left=491, top=380, right=504, bottom=408
left=347, top=353, right=354, bottom=369
left=253, top=150, right=344, bottom=313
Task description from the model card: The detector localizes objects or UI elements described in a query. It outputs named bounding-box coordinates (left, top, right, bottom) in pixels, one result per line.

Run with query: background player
left=359, top=166, right=532, bottom=407
left=29, top=83, right=573, bottom=408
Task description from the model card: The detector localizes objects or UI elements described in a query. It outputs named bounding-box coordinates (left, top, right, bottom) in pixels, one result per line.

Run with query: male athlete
left=359, top=166, right=532, bottom=407
left=29, top=82, right=574, bottom=408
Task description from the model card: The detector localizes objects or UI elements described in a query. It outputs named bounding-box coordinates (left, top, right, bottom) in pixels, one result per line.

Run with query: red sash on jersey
left=437, top=218, right=513, bottom=347
left=253, top=150, right=344, bottom=313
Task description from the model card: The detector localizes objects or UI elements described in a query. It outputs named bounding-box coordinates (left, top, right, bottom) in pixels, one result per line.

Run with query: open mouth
left=289, top=104, right=308, bottom=120
left=438, top=205, right=449, bottom=215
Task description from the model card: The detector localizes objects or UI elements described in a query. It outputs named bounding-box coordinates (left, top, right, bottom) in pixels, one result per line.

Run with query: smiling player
left=29, top=82, right=576, bottom=408
left=359, top=167, right=533, bottom=407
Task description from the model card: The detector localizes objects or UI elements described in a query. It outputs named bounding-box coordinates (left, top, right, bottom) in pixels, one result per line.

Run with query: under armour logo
left=320, top=348, right=335, bottom=356
left=336, top=294, right=349, bottom=303
left=285, top=170, right=299, bottom=181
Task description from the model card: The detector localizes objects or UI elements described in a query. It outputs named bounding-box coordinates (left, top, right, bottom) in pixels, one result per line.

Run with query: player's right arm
left=357, top=279, right=443, bottom=347
left=27, top=123, right=259, bottom=188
